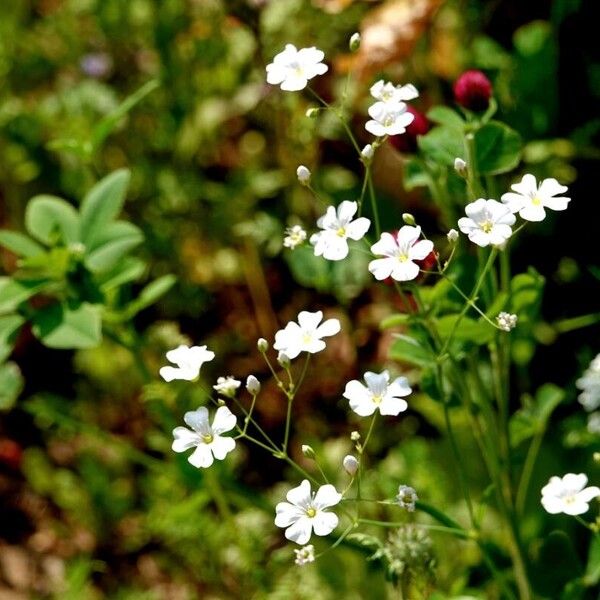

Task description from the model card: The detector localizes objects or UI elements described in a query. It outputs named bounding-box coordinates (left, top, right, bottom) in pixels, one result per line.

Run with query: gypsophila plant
left=158, top=36, right=600, bottom=600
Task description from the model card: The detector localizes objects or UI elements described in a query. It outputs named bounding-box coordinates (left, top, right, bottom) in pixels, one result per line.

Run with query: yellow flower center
left=397, top=253, right=409, bottom=263
left=564, top=495, right=576, bottom=505
left=481, top=221, right=493, bottom=233
left=372, top=394, right=382, bottom=405
left=306, top=507, right=317, bottom=518
left=337, top=227, right=347, bottom=237
left=302, top=333, right=313, bottom=344
left=531, top=196, right=542, bottom=206
left=202, top=434, right=213, bottom=444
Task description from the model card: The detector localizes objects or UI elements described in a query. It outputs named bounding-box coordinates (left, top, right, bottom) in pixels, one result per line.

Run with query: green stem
left=515, top=427, right=544, bottom=516
left=552, top=312, right=600, bottom=334
left=367, top=172, right=381, bottom=238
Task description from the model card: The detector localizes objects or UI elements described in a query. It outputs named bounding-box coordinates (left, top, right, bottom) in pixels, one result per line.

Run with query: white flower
left=275, top=480, right=342, bottom=544
left=159, top=344, right=215, bottom=382
left=361, top=144, right=374, bottom=161
left=457, top=199, right=516, bottom=248
left=501, top=174, right=570, bottom=222
left=283, top=225, right=307, bottom=249
left=370, top=79, right=419, bottom=105
left=246, top=375, right=261, bottom=395
left=294, top=544, right=316, bottom=566
left=343, top=370, right=411, bottom=417
left=496, top=312, right=518, bottom=332
left=397, top=484, right=418, bottom=511
left=213, top=376, right=241, bottom=398
left=369, top=226, right=434, bottom=282
left=576, top=354, right=600, bottom=412
left=266, top=44, right=328, bottom=92
left=273, top=310, right=341, bottom=360
left=454, top=157, right=467, bottom=175
left=310, top=201, right=371, bottom=261
left=447, top=228, right=459, bottom=243
left=172, top=406, right=237, bottom=468
left=365, top=102, right=414, bottom=137
left=541, top=473, right=600, bottom=515
left=342, top=455, right=359, bottom=476
left=296, top=165, right=311, bottom=185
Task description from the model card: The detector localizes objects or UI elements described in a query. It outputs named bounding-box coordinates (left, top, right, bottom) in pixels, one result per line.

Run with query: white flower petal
left=409, top=239, right=434, bottom=261
left=379, top=396, right=408, bottom=416
left=315, top=317, right=341, bottom=338
left=397, top=225, right=421, bottom=247
left=275, top=502, right=305, bottom=527
left=210, top=435, right=236, bottom=460
left=286, top=479, right=312, bottom=507
left=519, top=204, right=546, bottom=222
left=368, top=257, right=395, bottom=280
left=211, top=406, right=237, bottom=434
left=511, top=174, right=538, bottom=196
left=297, top=311, right=323, bottom=331
left=312, top=511, right=338, bottom=536
left=345, top=217, right=371, bottom=240
left=313, top=484, right=342, bottom=509
left=337, top=200, right=358, bottom=223
left=391, top=260, right=420, bottom=281
left=285, top=516, right=313, bottom=545
left=188, top=444, right=214, bottom=468
left=371, top=232, right=399, bottom=256
left=171, top=427, right=198, bottom=453
left=184, top=407, right=211, bottom=434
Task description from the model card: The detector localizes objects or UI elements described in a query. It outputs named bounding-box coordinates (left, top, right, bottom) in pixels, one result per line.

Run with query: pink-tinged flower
left=457, top=199, right=516, bottom=247
left=541, top=473, right=600, bottom=515
left=453, top=70, right=492, bottom=111
left=369, top=226, right=434, bottom=282
left=275, top=480, right=342, bottom=544
left=266, top=44, right=328, bottom=92
left=501, top=174, right=570, bottom=222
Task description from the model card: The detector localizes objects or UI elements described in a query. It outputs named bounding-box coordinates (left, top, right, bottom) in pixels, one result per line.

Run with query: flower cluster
left=576, top=353, right=600, bottom=434
left=365, top=79, right=419, bottom=137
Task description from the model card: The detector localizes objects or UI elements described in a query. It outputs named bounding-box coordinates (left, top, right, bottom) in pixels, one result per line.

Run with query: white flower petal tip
left=160, top=344, right=215, bottom=382
left=273, top=310, right=341, bottom=360
left=501, top=174, right=570, bottom=222
left=541, top=473, right=600, bottom=515
left=275, top=480, right=342, bottom=545
left=368, top=226, right=434, bottom=282
left=171, top=406, right=237, bottom=468
left=458, top=199, right=515, bottom=248
left=343, top=370, right=411, bottom=417
left=266, top=45, right=328, bottom=92
left=310, top=201, right=371, bottom=261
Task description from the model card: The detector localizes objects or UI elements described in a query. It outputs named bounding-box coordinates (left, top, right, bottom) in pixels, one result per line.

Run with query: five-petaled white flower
left=213, top=376, right=241, bottom=398
left=457, top=199, right=516, bottom=248
left=275, top=479, right=342, bottom=544
left=501, top=174, right=570, bottom=222
left=369, top=226, right=434, bottom=282
left=172, top=406, right=237, bottom=468
left=160, top=344, right=215, bottom=382
left=310, top=200, right=371, bottom=261
left=273, top=310, right=341, bottom=360
left=370, top=79, right=419, bottom=108
left=541, top=473, right=600, bottom=515
left=365, top=102, right=415, bottom=137
left=266, top=44, right=328, bottom=92
left=343, top=370, right=412, bottom=416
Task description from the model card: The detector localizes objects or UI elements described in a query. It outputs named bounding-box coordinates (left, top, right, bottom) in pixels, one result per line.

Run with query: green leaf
left=32, top=302, right=102, bottom=349
left=389, top=333, right=435, bottom=367
left=436, top=314, right=496, bottom=345
left=124, top=274, right=176, bottom=317
left=0, top=362, right=24, bottom=410
left=418, top=125, right=465, bottom=167
left=0, top=314, right=25, bottom=363
left=583, top=535, right=600, bottom=587
left=510, top=269, right=545, bottom=318
left=97, top=258, right=146, bottom=291
left=0, top=277, right=47, bottom=314
left=25, top=195, right=79, bottom=245
left=403, top=158, right=429, bottom=190
left=426, top=106, right=465, bottom=130
left=84, top=221, right=144, bottom=272
left=475, top=121, right=523, bottom=175
left=0, top=231, right=45, bottom=257
left=380, top=313, right=412, bottom=329
left=80, top=169, right=131, bottom=248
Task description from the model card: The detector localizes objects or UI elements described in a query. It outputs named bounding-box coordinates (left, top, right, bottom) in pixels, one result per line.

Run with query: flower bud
left=257, top=338, right=269, bottom=352
left=305, top=107, right=320, bottom=119
left=302, top=444, right=316, bottom=459
left=360, top=144, right=374, bottom=162
left=296, top=165, right=311, bottom=185
left=447, top=229, right=459, bottom=243
left=453, top=70, right=492, bottom=112
left=594, top=452, right=600, bottom=464
left=350, top=431, right=361, bottom=442
left=342, top=454, right=359, bottom=476
left=454, top=157, right=467, bottom=176
left=246, top=375, right=261, bottom=395
left=277, top=351, right=291, bottom=368
left=402, top=213, right=416, bottom=226
left=496, top=312, right=517, bottom=332
left=349, top=32, right=361, bottom=52
left=397, top=484, right=418, bottom=512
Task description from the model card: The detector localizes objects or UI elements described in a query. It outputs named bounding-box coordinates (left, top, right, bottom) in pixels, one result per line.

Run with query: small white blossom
left=160, top=344, right=215, bottom=382
left=274, top=310, right=341, bottom=360
left=350, top=431, right=361, bottom=442
left=397, top=485, right=418, bottom=512
left=172, top=406, right=237, bottom=468
left=369, top=226, right=434, bottom=282
left=296, top=165, right=311, bottom=185
left=588, top=412, right=600, bottom=435
left=343, top=370, right=411, bottom=417
left=310, top=201, right=371, bottom=261
left=576, top=354, right=600, bottom=412
left=284, top=225, right=307, bottom=249
left=266, top=44, right=328, bottom=92
left=496, top=312, right=518, bottom=332
left=213, top=376, right=241, bottom=398
left=342, top=455, right=359, bottom=476
left=369, top=80, right=419, bottom=106
left=365, top=102, right=414, bottom=137
left=301, top=444, right=316, bottom=459
left=447, top=228, right=459, bottom=243
left=454, top=157, right=467, bottom=175
left=294, top=544, right=316, bottom=566
left=501, top=174, right=570, bottom=222
left=361, top=144, right=374, bottom=161
left=541, top=473, right=600, bottom=515
left=457, top=199, right=516, bottom=248
left=245, top=375, right=261, bottom=396
left=275, top=480, right=342, bottom=544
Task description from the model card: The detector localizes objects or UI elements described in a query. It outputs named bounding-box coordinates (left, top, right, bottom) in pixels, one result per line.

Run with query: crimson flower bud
left=453, top=70, right=492, bottom=111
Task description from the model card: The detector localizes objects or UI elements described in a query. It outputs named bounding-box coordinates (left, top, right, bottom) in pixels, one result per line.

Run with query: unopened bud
left=277, top=351, right=291, bottom=368
left=349, top=32, right=361, bottom=52
left=343, top=454, right=359, bottom=476
left=402, top=213, right=416, bottom=226
left=454, top=157, right=467, bottom=176
left=350, top=431, right=361, bottom=442
left=360, top=144, right=374, bottom=162
left=302, top=444, right=316, bottom=459
left=447, top=228, right=459, bottom=243
left=453, top=70, right=492, bottom=112
left=305, top=107, right=320, bottom=119
left=257, top=338, right=269, bottom=352
left=296, top=165, right=311, bottom=185
left=246, top=375, right=261, bottom=395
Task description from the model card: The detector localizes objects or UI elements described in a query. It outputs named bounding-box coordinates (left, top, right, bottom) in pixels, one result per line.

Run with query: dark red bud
left=453, top=70, right=492, bottom=111
left=389, top=106, right=430, bottom=153
left=0, top=439, right=22, bottom=470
